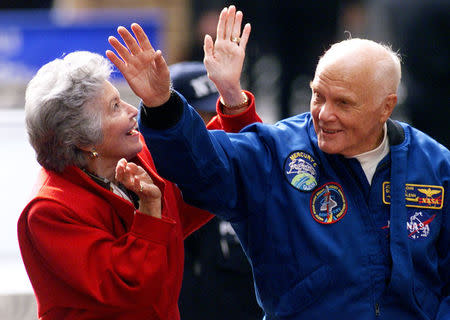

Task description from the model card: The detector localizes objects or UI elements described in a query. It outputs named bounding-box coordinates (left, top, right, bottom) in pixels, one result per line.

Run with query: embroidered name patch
left=284, top=151, right=319, bottom=192
left=382, top=182, right=444, bottom=209
left=310, top=182, right=347, bottom=224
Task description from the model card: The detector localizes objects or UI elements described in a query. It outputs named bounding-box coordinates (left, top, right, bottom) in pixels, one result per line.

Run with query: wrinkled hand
left=204, top=5, right=251, bottom=106
left=106, top=23, right=171, bottom=107
left=115, top=158, right=162, bottom=218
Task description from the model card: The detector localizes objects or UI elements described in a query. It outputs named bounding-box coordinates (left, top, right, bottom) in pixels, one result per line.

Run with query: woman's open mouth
left=126, top=128, right=139, bottom=136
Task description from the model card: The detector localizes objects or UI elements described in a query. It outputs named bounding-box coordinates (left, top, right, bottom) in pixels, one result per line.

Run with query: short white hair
left=317, top=38, right=402, bottom=100
left=25, top=51, right=113, bottom=172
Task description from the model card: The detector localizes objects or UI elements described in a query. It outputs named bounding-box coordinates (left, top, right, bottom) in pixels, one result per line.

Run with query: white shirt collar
left=350, top=123, right=389, bottom=185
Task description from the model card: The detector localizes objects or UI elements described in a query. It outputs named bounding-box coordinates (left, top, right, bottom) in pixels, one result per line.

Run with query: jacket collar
left=386, top=118, right=405, bottom=146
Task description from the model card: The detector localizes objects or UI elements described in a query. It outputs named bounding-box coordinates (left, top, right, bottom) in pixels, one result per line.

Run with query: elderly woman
left=18, top=6, right=258, bottom=320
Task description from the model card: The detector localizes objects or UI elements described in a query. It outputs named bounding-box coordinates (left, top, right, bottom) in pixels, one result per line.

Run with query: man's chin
left=318, top=140, right=341, bottom=155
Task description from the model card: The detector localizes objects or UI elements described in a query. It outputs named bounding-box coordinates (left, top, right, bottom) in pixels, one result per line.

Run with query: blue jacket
left=139, top=93, right=450, bottom=320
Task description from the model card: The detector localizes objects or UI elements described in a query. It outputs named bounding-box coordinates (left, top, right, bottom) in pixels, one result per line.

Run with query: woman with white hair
left=18, top=6, right=257, bottom=319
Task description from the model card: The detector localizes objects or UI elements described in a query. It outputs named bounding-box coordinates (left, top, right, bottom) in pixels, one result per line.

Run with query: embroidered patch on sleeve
left=382, top=182, right=444, bottom=209
left=284, top=150, right=319, bottom=192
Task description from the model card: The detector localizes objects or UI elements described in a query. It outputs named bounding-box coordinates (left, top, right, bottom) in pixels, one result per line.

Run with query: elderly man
left=137, top=38, right=449, bottom=319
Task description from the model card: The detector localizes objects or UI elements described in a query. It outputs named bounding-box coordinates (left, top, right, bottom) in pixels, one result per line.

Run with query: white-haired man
left=136, top=37, right=449, bottom=319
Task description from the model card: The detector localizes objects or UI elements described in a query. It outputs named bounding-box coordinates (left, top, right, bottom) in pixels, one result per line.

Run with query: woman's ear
left=77, top=145, right=99, bottom=159
left=77, top=145, right=92, bottom=152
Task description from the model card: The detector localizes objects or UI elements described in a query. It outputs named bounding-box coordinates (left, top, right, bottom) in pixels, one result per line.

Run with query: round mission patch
left=310, top=182, right=347, bottom=224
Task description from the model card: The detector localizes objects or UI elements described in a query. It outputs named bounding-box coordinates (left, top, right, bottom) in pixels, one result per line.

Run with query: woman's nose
left=125, top=102, right=138, bottom=117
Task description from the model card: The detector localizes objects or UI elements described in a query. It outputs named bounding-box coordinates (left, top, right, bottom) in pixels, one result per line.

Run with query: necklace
left=82, top=168, right=139, bottom=208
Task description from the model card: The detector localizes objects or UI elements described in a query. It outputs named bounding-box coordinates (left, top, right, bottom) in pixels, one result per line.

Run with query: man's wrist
left=140, top=90, right=183, bottom=130
left=142, top=89, right=172, bottom=108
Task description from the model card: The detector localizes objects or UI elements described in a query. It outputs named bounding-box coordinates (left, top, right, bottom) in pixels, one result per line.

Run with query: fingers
left=108, top=24, right=154, bottom=61
left=231, top=10, right=243, bottom=40
left=117, top=26, right=142, bottom=56
left=131, top=23, right=154, bottom=52
left=115, top=158, right=128, bottom=182
left=115, top=159, right=150, bottom=189
left=105, top=49, right=125, bottom=74
left=215, top=5, right=248, bottom=46
left=154, top=50, right=168, bottom=71
left=203, top=34, right=214, bottom=59
left=108, top=35, right=132, bottom=63
left=239, top=23, right=251, bottom=51
left=225, top=5, right=237, bottom=40
left=216, top=7, right=227, bottom=40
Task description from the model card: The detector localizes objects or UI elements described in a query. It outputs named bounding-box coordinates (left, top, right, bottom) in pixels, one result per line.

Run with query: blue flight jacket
left=139, top=92, right=450, bottom=320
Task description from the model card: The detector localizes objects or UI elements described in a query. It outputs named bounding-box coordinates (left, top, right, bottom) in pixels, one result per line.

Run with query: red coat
left=208, top=91, right=261, bottom=132
left=18, top=93, right=260, bottom=320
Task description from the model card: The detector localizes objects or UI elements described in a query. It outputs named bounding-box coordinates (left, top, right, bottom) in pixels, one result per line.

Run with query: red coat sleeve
left=206, top=90, right=262, bottom=132
left=25, top=199, right=176, bottom=310
left=179, top=200, right=214, bottom=239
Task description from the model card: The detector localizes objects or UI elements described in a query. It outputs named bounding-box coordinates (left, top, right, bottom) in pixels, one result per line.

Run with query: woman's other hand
left=115, top=158, right=162, bottom=218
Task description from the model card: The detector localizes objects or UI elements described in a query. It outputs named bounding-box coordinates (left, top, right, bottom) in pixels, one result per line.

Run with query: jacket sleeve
left=155, top=90, right=261, bottom=229
left=206, top=90, right=262, bottom=132
left=436, top=298, right=450, bottom=319
left=436, top=190, right=450, bottom=319
left=138, top=92, right=273, bottom=221
left=175, top=90, right=260, bottom=233
left=25, top=199, right=176, bottom=309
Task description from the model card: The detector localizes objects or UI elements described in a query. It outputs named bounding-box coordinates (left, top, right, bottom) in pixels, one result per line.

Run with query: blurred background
left=0, top=0, right=448, bottom=319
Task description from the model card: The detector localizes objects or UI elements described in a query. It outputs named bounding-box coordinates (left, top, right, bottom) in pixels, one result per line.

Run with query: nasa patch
left=407, top=210, right=437, bottom=240
left=310, top=182, right=347, bottom=224
left=284, top=151, right=319, bottom=192
left=382, top=182, right=444, bottom=209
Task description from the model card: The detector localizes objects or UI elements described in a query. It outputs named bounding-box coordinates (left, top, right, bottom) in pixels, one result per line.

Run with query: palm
left=120, top=51, right=169, bottom=105
left=203, top=6, right=251, bottom=103
left=206, top=39, right=244, bottom=87
left=106, top=23, right=170, bottom=107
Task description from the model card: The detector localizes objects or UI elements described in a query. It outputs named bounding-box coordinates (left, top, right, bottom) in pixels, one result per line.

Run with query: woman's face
left=92, top=80, right=143, bottom=164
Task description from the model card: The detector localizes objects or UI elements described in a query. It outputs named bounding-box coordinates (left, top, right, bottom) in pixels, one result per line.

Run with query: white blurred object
left=0, top=109, right=39, bottom=295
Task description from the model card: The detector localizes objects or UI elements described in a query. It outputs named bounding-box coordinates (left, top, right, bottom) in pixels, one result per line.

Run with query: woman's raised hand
left=203, top=5, right=251, bottom=107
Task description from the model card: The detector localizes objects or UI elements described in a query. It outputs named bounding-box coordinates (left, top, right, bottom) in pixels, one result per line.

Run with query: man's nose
left=318, top=102, right=337, bottom=122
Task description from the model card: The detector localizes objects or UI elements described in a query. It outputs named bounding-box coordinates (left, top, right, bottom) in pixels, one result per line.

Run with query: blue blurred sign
left=0, top=9, right=163, bottom=81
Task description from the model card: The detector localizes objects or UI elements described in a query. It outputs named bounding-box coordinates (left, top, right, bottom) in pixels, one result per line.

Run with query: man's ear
left=380, top=94, right=397, bottom=123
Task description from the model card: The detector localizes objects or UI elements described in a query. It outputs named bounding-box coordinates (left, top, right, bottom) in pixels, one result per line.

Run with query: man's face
left=310, top=61, right=387, bottom=157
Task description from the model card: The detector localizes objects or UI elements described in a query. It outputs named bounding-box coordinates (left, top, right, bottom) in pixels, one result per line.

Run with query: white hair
left=25, top=51, right=113, bottom=172
left=317, top=38, right=402, bottom=101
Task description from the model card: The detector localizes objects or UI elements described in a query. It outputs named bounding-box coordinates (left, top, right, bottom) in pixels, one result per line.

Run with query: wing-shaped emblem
left=418, top=188, right=440, bottom=198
